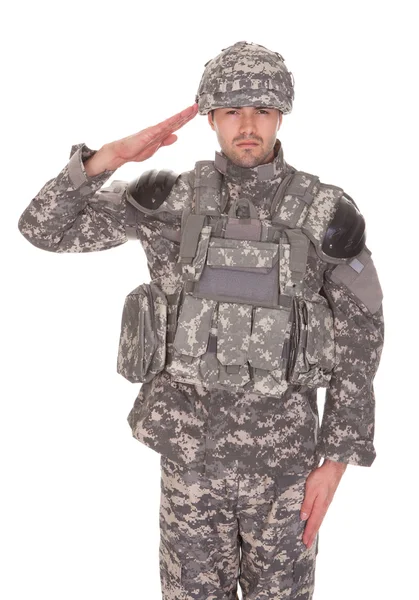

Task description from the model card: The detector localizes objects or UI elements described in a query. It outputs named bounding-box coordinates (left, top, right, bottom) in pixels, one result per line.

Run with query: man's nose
left=238, top=114, right=257, bottom=136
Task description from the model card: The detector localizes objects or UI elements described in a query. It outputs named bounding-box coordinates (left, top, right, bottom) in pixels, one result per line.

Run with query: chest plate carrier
left=117, top=158, right=351, bottom=397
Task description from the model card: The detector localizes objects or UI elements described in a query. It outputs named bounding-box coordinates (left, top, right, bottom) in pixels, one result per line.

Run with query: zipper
left=286, top=297, right=298, bottom=381
left=145, top=284, right=158, bottom=364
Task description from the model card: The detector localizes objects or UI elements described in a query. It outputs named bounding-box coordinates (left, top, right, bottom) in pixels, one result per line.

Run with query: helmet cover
left=195, top=41, right=295, bottom=115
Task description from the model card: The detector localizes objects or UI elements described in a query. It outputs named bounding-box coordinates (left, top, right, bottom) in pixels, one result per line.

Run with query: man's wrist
left=84, top=144, right=122, bottom=177
left=322, top=458, right=348, bottom=473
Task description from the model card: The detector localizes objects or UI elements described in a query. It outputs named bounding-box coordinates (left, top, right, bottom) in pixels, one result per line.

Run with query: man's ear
left=208, top=112, right=215, bottom=131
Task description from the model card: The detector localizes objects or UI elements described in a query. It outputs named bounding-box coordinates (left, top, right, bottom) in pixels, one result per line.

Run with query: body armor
left=117, top=155, right=367, bottom=398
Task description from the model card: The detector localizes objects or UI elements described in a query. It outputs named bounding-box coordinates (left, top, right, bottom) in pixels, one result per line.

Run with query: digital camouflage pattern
left=160, top=455, right=317, bottom=599
left=288, top=298, right=336, bottom=388
left=117, top=282, right=168, bottom=383
left=17, top=139, right=384, bottom=476
left=196, top=41, right=295, bottom=115
left=164, top=154, right=345, bottom=397
left=207, top=239, right=279, bottom=267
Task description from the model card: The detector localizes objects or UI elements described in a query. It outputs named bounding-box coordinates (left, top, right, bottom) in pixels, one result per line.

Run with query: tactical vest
left=117, top=159, right=349, bottom=397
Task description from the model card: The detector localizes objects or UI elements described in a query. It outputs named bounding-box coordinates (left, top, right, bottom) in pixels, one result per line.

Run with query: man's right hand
left=84, top=103, right=199, bottom=176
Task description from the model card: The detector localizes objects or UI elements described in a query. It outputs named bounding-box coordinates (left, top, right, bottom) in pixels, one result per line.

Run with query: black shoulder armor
left=322, top=193, right=366, bottom=259
left=126, top=169, right=179, bottom=211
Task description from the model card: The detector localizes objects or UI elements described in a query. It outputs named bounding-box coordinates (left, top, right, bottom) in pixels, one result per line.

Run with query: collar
left=214, top=139, right=288, bottom=182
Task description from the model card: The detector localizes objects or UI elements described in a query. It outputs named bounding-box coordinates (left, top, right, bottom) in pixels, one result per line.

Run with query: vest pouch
left=196, top=238, right=280, bottom=305
left=166, top=294, right=217, bottom=384
left=288, top=298, right=335, bottom=388
left=117, top=282, right=167, bottom=383
left=248, top=306, right=291, bottom=397
left=216, top=302, right=251, bottom=387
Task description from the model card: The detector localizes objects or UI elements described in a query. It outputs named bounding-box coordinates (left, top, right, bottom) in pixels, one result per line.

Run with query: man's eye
left=226, top=109, right=269, bottom=115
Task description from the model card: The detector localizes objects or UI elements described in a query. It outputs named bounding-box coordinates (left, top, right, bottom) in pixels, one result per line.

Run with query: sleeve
left=315, top=244, right=385, bottom=467
left=17, top=141, right=186, bottom=255
left=17, top=142, right=132, bottom=253
left=17, top=142, right=190, bottom=292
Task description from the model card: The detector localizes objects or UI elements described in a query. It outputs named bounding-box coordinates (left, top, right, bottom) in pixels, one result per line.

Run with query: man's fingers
left=153, top=104, right=198, bottom=132
left=302, top=497, right=327, bottom=548
left=300, top=480, right=316, bottom=520
left=298, top=464, right=342, bottom=549
left=152, top=103, right=198, bottom=137
left=121, top=103, right=197, bottom=156
left=115, top=103, right=198, bottom=161
left=161, top=134, right=178, bottom=146
left=168, top=103, right=199, bottom=123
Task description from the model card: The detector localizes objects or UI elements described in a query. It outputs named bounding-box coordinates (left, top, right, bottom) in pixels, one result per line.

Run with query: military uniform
left=17, top=42, right=385, bottom=600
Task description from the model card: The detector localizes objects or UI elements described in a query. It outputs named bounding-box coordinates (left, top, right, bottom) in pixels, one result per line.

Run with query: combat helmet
left=195, top=41, right=295, bottom=115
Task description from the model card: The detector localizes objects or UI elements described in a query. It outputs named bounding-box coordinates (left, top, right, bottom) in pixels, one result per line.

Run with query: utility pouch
left=288, top=297, right=335, bottom=387
left=117, top=282, right=167, bottom=383
left=195, top=237, right=280, bottom=305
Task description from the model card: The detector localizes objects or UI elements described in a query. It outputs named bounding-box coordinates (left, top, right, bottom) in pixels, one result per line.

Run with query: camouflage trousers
left=159, top=455, right=319, bottom=600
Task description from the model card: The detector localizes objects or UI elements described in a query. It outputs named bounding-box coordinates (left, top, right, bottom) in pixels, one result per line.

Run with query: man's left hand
left=300, top=459, right=347, bottom=549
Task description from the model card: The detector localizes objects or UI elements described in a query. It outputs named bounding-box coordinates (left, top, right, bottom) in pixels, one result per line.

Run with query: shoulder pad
left=126, top=169, right=179, bottom=212
left=321, top=192, right=366, bottom=259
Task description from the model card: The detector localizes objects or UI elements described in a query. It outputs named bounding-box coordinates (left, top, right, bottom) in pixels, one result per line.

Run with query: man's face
left=208, top=106, right=282, bottom=168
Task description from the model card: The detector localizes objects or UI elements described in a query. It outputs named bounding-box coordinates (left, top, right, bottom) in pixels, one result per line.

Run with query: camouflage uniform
left=17, top=137, right=384, bottom=598
left=17, top=36, right=384, bottom=600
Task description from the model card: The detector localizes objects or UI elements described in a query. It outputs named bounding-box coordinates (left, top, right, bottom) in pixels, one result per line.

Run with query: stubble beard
left=220, top=135, right=277, bottom=168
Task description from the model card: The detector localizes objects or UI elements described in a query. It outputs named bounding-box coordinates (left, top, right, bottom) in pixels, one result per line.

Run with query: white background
left=2, top=1, right=417, bottom=598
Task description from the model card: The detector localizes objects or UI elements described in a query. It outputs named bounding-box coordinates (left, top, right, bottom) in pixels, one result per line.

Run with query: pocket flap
left=217, top=302, right=252, bottom=365
left=207, top=245, right=278, bottom=269
left=248, top=306, right=290, bottom=370
left=173, top=295, right=216, bottom=357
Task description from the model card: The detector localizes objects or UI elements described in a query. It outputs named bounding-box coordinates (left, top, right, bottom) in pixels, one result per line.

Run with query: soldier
left=18, top=41, right=384, bottom=599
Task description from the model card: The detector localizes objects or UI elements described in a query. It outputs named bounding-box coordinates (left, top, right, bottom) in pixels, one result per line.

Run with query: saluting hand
left=84, top=103, right=199, bottom=176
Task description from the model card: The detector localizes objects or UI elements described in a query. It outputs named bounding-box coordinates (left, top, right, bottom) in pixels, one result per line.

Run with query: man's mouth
left=237, top=142, right=259, bottom=147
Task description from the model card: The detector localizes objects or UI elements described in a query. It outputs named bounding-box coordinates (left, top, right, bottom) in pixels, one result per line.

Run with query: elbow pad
left=126, top=168, right=179, bottom=212
left=322, top=193, right=366, bottom=259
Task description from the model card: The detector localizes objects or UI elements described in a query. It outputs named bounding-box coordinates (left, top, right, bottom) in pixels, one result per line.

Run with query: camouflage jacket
left=17, top=140, right=385, bottom=478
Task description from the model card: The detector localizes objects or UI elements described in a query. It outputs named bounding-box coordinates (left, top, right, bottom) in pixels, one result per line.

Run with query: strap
left=225, top=365, right=241, bottom=374
left=177, top=160, right=225, bottom=270
left=179, top=214, right=207, bottom=263
left=124, top=199, right=140, bottom=240
left=284, top=229, right=310, bottom=295
left=270, top=172, right=294, bottom=219
left=227, top=197, right=258, bottom=219
left=272, top=171, right=319, bottom=228
left=193, top=161, right=223, bottom=216
left=125, top=225, right=138, bottom=241
left=177, top=354, right=195, bottom=364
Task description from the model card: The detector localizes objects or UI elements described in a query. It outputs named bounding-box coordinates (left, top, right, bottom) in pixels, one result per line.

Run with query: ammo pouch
left=287, top=297, right=335, bottom=388
left=117, top=282, right=167, bottom=383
